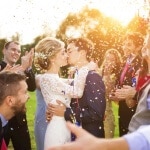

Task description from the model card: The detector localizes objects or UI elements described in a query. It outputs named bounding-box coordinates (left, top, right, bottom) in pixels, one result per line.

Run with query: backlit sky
left=0, top=0, right=146, bottom=44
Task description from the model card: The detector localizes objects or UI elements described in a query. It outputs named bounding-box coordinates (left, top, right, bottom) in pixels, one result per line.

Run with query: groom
left=47, top=37, right=106, bottom=138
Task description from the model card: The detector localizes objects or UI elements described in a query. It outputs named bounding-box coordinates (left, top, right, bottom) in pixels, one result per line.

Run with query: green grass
left=8, top=92, right=119, bottom=149
left=112, top=102, right=119, bottom=137
left=27, top=92, right=37, bottom=150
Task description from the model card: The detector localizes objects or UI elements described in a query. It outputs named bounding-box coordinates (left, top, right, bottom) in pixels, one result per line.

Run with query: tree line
left=0, top=7, right=148, bottom=68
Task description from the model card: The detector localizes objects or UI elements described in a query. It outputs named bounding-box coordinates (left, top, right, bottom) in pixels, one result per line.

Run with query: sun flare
left=90, top=0, right=145, bottom=26
left=0, top=0, right=148, bottom=44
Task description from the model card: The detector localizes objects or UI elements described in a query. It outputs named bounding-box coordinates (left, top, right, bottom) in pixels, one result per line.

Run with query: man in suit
left=112, top=32, right=144, bottom=136
left=0, top=41, right=36, bottom=150
left=0, top=71, right=30, bottom=150
left=47, top=37, right=106, bottom=138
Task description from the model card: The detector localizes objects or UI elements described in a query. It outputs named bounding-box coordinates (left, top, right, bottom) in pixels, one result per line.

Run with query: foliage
left=0, top=7, right=148, bottom=65
left=0, top=39, right=7, bottom=60
left=56, top=7, right=148, bottom=66
left=127, top=15, right=148, bottom=35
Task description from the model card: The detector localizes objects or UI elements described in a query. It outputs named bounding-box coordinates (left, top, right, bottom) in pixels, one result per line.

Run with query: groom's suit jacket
left=65, top=70, right=106, bottom=138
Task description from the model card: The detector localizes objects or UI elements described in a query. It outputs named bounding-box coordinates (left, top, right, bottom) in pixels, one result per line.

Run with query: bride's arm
left=65, top=62, right=97, bottom=97
left=60, top=78, right=73, bottom=84
left=40, top=67, right=89, bottom=100
left=68, top=66, right=89, bottom=98
left=40, top=62, right=96, bottom=99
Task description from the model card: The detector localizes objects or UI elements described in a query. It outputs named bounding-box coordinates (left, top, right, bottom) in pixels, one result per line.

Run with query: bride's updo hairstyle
left=34, top=37, right=65, bottom=73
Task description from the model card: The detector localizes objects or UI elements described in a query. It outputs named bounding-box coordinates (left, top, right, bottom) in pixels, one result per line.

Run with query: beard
left=11, top=103, right=26, bottom=116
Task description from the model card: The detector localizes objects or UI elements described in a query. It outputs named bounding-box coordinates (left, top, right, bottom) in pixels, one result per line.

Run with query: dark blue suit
left=65, top=70, right=106, bottom=138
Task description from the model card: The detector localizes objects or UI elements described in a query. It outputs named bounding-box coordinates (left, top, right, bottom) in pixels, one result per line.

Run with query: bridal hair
left=34, top=37, right=65, bottom=73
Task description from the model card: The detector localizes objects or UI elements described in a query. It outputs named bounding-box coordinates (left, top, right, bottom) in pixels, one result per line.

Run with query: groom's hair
left=67, top=37, right=94, bottom=61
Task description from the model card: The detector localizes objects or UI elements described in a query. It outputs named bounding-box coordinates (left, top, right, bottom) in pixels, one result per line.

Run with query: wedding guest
left=100, top=48, right=122, bottom=138
left=0, top=41, right=35, bottom=150
left=34, top=80, right=48, bottom=150
left=128, top=32, right=150, bottom=133
left=0, top=71, right=30, bottom=150
left=113, top=32, right=144, bottom=136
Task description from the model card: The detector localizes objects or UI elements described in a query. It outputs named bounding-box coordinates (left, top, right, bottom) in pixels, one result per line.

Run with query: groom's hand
left=46, top=100, right=66, bottom=122
left=46, top=104, right=53, bottom=122
left=52, top=100, right=66, bottom=117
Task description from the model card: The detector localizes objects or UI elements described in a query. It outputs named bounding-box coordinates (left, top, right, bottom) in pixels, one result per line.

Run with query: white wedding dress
left=39, top=67, right=89, bottom=150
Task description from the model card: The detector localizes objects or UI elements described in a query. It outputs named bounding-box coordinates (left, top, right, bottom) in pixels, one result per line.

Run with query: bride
left=34, top=37, right=95, bottom=150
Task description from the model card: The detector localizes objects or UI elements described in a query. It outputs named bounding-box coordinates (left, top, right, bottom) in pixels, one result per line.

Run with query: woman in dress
left=34, top=78, right=48, bottom=150
left=100, top=48, right=122, bottom=138
left=34, top=37, right=95, bottom=149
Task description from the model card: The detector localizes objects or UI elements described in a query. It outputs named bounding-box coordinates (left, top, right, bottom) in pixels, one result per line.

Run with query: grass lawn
left=8, top=92, right=119, bottom=149
left=112, top=102, right=119, bottom=137
left=27, top=92, right=37, bottom=150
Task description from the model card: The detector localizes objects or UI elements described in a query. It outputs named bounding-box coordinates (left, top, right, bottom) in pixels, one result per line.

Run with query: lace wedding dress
left=40, top=67, right=89, bottom=149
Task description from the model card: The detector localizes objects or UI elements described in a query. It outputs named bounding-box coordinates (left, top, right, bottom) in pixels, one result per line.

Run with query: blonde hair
left=34, top=37, right=65, bottom=73
left=101, top=48, right=122, bottom=76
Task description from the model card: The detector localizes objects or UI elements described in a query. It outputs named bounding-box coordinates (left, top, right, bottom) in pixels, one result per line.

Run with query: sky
left=0, top=0, right=147, bottom=44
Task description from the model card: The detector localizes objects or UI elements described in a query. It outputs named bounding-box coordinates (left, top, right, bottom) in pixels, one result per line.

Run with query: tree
left=56, top=7, right=125, bottom=66
left=0, top=39, right=7, bottom=60
left=126, top=15, right=148, bottom=35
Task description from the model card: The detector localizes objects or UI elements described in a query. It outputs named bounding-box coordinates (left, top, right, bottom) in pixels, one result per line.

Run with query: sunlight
left=0, top=0, right=148, bottom=44
left=90, top=0, right=145, bottom=26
